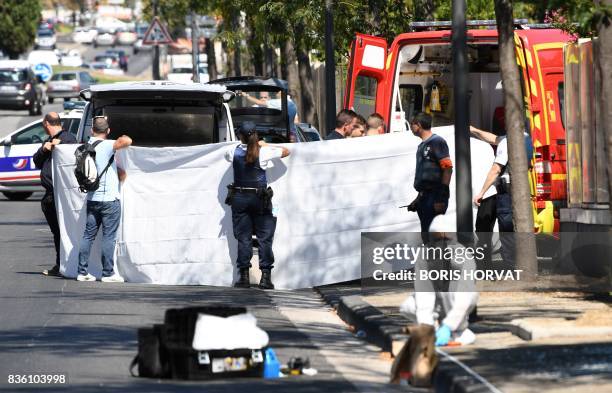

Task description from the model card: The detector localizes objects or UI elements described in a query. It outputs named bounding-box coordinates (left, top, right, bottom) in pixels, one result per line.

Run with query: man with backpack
left=76, top=116, right=132, bottom=282
left=34, top=112, right=77, bottom=277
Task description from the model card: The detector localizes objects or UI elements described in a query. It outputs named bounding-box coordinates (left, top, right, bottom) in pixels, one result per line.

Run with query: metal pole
left=191, top=11, right=200, bottom=83
left=152, top=1, right=160, bottom=80
left=325, top=0, right=336, bottom=132
left=452, top=0, right=473, bottom=233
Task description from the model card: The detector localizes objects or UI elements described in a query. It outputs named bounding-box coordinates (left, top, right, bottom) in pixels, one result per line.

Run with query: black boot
left=234, top=268, right=250, bottom=288
left=258, top=269, right=274, bottom=290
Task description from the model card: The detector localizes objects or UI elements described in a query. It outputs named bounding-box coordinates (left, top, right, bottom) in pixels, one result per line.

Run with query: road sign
left=142, top=17, right=173, bottom=45
left=33, top=63, right=53, bottom=82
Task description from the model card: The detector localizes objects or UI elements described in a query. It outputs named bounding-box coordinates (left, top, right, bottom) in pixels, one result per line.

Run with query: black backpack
left=74, top=140, right=115, bottom=193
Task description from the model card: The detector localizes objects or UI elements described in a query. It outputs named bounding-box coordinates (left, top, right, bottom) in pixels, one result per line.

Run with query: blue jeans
left=231, top=192, right=277, bottom=270
left=78, top=199, right=121, bottom=277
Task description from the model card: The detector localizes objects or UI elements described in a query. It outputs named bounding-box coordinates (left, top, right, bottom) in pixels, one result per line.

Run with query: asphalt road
left=0, top=193, right=409, bottom=393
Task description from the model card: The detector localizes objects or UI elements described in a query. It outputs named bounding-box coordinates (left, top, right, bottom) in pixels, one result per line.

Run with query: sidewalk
left=316, top=283, right=612, bottom=393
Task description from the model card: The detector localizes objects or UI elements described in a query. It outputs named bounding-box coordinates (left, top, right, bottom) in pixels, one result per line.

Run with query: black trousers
left=475, top=195, right=497, bottom=266
left=231, top=192, right=277, bottom=270
left=41, top=191, right=61, bottom=267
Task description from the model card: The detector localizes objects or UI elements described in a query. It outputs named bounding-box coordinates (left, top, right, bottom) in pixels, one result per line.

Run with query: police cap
left=237, top=121, right=257, bottom=136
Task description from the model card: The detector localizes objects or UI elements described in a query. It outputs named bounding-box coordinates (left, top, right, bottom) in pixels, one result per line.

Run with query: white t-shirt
left=494, top=136, right=510, bottom=183
left=225, top=143, right=283, bottom=169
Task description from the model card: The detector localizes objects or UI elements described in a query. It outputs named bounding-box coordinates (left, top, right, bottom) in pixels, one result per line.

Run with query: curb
left=315, top=285, right=499, bottom=393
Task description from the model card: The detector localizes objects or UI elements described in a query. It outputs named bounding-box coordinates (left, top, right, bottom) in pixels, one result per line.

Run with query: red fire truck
left=343, top=21, right=572, bottom=234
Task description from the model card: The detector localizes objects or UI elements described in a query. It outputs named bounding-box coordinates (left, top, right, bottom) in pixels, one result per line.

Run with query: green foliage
left=0, top=0, right=42, bottom=58
left=434, top=0, right=496, bottom=20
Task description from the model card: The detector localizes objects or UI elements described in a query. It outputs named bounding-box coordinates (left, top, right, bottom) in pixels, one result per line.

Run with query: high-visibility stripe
left=530, top=79, right=538, bottom=97
left=525, top=50, right=533, bottom=68
left=551, top=174, right=566, bottom=181
left=0, top=175, right=40, bottom=181
left=534, top=113, right=541, bottom=130
left=386, top=53, right=393, bottom=70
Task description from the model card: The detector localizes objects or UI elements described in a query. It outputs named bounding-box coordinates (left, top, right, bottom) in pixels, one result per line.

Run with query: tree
left=594, top=0, right=612, bottom=208
left=0, top=0, right=41, bottom=59
left=494, top=0, right=537, bottom=278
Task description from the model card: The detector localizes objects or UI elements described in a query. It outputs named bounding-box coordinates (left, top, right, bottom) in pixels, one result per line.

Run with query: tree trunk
left=596, top=0, right=612, bottom=205
left=205, top=38, right=217, bottom=81
left=294, top=36, right=318, bottom=126
left=494, top=0, right=537, bottom=278
left=223, top=42, right=234, bottom=78
left=281, top=38, right=301, bottom=114
left=414, top=0, right=435, bottom=21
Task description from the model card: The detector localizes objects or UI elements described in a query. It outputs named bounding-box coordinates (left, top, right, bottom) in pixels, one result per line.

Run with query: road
left=0, top=193, right=411, bottom=392
left=0, top=37, right=153, bottom=139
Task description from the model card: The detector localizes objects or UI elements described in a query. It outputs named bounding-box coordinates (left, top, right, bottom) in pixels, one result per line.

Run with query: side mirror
left=2, top=136, right=12, bottom=146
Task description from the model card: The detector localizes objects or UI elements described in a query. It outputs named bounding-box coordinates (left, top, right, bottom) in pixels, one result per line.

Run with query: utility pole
left=452, top=0, right=473, bottom=234
left=152, top=0, right=160, bottom=80
left=190, top=11, right=200, bottom=83
left=325, top=0, right=336, bottom=132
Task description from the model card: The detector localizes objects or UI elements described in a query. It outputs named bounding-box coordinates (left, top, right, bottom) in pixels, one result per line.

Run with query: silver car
left=93, top=28, right=116, bottom=47
left=47, top=71, right=96, bottom=103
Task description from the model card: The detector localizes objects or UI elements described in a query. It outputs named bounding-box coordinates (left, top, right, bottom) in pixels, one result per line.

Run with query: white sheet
left=53, top=127, right=494, bottom=288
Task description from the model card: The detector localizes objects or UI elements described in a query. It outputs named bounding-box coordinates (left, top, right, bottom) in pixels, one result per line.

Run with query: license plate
left=0, top=86, right=16, bottom=92
left=53, top=85, right=72, bottom=91
left=211, top=357, right=248, bottom=373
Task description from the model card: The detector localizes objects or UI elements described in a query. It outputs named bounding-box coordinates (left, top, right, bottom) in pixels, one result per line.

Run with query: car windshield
left=0, top=69, right=28, bottom=83
left=172, top=68, right=192, bottom=74
left=51, top=73, right=77, bottom=81
left=37, top=29, right=53, bottom=37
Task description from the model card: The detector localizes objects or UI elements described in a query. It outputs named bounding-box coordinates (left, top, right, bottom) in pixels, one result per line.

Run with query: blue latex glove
left=435, top=324, right=452, bottom=346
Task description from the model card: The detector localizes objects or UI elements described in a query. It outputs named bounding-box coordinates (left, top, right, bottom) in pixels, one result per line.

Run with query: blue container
left=263, top=348, right=280, bottom=379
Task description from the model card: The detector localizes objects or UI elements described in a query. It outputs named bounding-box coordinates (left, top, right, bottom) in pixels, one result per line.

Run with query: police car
left=0, top=108, right=83, bottom=200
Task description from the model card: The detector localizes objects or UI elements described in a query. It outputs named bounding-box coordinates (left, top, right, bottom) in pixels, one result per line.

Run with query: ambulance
left=343, top=20, right=571, bottom=233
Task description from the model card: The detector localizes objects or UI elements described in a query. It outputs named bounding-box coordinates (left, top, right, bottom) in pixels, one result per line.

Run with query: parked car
left=27, top=50, right=59, bottom=66
left=133, top=22, right=152, bottom=54
left=72, top=27, right=98, bottom=44
left=104, top=49, right=128, bottom=72
left=93, top=28, right=116, bottom=47
left=0, top=60, right=44, bottom=115
left=76, top=81, right=236, bottom=146
left=87, top=61, right=124, bottom=76
left=116, top=28, right=138, bottom=46
left=34, top=28, right=56, bottom=49
left=59, top=49, right=83, bottom=67
left=0, top=109, right=82, bottom=200
left=94, top=53, right=121, bottom=69
left=47, top=71, right=96, bottom=103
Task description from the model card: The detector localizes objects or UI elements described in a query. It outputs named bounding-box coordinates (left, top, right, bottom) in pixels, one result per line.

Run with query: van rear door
left=344, top=34, right=388, bottom=120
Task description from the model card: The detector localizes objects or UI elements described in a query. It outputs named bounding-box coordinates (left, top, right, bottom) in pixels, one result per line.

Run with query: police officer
left=407, top=113, right=454, bottom=234
left=33, top=112, right=77, bottom=277
left=225, top=121, right=290, bottom=289
left=471, top=126, right=533, bottom=266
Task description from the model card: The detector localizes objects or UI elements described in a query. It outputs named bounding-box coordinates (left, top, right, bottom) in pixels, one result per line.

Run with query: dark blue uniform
left=231, top=146, right=277, bottom=271
left=414, top=134, right=450, bottom=233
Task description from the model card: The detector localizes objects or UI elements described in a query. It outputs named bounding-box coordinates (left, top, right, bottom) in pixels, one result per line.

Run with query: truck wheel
left=2, top=192, right=33, bottom=201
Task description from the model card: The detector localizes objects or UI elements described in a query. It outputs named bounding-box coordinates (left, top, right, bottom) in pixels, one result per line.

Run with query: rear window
left=37, top=30, right=53, bottom=37
left=98, top=105, right=218, bottom=147
left=0, top=69, right=28, bottom=83
left=51, top=73, right=77, bottom=81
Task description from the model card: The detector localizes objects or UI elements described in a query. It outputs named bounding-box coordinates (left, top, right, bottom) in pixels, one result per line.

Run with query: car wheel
left=2, top=192, right=33, bottom=201
left=64, top=97, right=70, bottom=102
left=28, top=99, right=37, bottom=116
left=49, top=97, right=54, bottom=104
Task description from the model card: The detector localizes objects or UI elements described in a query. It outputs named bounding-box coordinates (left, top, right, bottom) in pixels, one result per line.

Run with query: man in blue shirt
left=76, top=117, right=132, bottom=282
left=407, top=113, right=454, bottom=234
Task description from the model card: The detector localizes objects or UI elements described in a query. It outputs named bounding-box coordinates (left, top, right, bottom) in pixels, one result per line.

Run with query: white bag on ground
left=192, top=312, right=269, bottom=350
